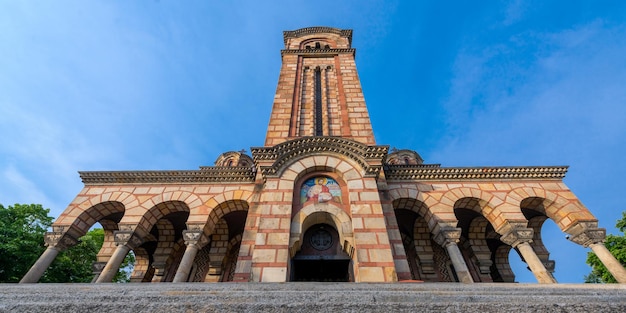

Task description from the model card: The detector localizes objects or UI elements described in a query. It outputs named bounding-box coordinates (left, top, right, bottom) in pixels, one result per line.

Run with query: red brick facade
left=21, top=27, right=626, bottom=284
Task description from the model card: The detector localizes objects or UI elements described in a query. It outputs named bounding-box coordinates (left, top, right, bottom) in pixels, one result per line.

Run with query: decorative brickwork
left=20, top=26, right=626, bottom=285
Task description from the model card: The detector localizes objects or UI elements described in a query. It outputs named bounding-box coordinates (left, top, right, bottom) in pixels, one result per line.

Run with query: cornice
left=384, top=165, right=568, bottom=181
left=79, top=167, right=256, bottom=185
left=281, top=48, right=355, bottom=57
left=283, top=27, right=352, bottom=44
left=251, top=137, right=388, bottom=179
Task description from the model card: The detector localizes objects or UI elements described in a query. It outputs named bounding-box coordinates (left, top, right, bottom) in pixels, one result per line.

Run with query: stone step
left=1, top=282, right=625, bottom=312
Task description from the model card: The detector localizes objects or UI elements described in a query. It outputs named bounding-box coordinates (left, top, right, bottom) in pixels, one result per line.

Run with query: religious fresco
left=300, top=176, right=342, bottom=204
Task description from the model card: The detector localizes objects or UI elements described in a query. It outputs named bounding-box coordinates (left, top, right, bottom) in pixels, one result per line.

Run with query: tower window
left=314, top=67, right=323, bottom=136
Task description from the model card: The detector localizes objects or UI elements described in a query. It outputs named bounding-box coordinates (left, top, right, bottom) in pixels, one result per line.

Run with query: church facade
left=21, top=27, right=626, bottom=284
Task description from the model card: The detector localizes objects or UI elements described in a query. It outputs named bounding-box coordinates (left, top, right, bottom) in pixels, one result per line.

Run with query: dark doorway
left=291, top=223, right=352, bottom=282
left=292, top=259, right=350, bottom=282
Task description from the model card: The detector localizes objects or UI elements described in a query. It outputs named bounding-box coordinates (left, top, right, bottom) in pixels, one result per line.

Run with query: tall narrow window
left=314, top=67, right=323, bottom=136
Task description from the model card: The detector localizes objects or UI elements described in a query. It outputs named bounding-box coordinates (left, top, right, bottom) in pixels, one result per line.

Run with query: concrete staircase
left=1, top=282, right=625, bottom=312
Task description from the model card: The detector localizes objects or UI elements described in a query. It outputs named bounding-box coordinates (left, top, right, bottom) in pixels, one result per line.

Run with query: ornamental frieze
left=79, top=167, right=256, bottom=185
left=384, top=165, right=568, bottom=181
left=281, top=48, right=355, bottom=56
left=251, top=137, right=388, bottom=179
left=283, top=27, right=351, bottom=41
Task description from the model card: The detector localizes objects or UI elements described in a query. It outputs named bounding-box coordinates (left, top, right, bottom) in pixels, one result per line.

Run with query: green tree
left=41, top=228, right=103, bottom=283
left=0, top=203, right=134, bottom=283
left=585, top=211, right=626, bottom=283
left=0, top=204, right=53, bottom=282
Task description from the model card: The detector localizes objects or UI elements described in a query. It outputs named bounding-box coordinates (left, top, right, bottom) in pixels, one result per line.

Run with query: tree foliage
left=585, top=211, right=626, bottom=283
left=0, top=204, right=53, bottom=282
left=0, top=203, right=134, bottom=283
left=41, top=228, right=103, bottom=283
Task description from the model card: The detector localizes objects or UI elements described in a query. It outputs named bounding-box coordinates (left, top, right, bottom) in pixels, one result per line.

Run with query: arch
left=442, top=187, right=501, bottom=230
left=387, top=188, right=443, bottom=220
left=257, top=137, right=383, bottom=179
left=129, top=200, right=191, bottom=239
left=189, top=189, right=254, bottom=223
left=503, top=187, right=596, bottom=231
left=286, top=153, right=366, bottom=184
left=290, top=203, right=353, bottom=257
left=55, top=190, right=138, bottom=233
left=56, top=200, right=126, bottom=241
left=392, top=197, right=439, bottom=233
left=199, top=199, right=250, bottom=246
left=299, top=37, right=336, bottom=49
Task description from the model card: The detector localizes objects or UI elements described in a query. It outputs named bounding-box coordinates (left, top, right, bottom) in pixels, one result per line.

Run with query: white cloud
left=433, top=21, right=626, bottom=282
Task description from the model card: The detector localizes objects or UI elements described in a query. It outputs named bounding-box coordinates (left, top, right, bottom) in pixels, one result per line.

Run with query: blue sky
left=1, top=1, right=625, bottom=283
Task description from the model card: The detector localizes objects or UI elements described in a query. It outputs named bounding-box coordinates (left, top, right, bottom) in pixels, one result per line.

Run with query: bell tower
left=264, top=27, right=376, bottom=146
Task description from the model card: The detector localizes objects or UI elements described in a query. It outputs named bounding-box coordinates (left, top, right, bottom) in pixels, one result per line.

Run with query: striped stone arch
left=503, top=187, right=596, bottom=231
left=290, top=203, right=353, bottom=257
left=131, top=200, right=191, bottom=239
left=284, top=154, right=365, bottom=183
left=388, top=187, right=442, bottom=221
left=188, top=189, right=254, bottom=224
left=55, top=191, right=138, bottom=227
left=136, top=191, right=203, bottom=214
left=200, top=199, right=250, bottom=245
left=442, top=187, right=502, bottom=230
left=391, top=196, right=439, bottom=233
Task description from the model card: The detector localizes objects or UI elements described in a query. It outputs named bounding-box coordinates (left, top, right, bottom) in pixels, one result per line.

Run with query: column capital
left=433, top=225, right=462, bottom=247
left=499, top=227, right=534, bottom=247
left=44, top=232, right=79, bottom=250
left=567, top=228, right=606, bottom=247
left=565, top=220, right=605, bottom=247
left=182, top=229, right=209, bottom=248
left=113, top=230, right=144, bottom=249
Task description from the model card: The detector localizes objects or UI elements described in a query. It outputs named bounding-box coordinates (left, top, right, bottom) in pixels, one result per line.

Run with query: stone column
left=20, top=232, right=78, bottom=283
left=95, top=230, right=142, bottom=283
left=434, top=226, right=474, bottom=283
left=500, top=226, right=557, bottom=284
left=96, top=245, right=131, bottom=283
left=589, top=243, right=626, bottom=283
left=172, top=229, right=208, bottom=283
left=567, top=223, right=626, bottom=283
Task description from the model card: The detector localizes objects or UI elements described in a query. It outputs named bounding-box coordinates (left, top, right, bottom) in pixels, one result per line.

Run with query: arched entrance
left=291, top=223, right=351, bottom=281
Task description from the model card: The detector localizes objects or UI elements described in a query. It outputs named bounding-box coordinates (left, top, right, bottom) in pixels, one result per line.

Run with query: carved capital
left=565, top=220, right=605, bottom=247
left=113, top=230, right=144, bottom=249
left=567, top=228, right=606, bottom=247
left=499, top=227, right=534, bottom=247
left=182, top=230, right=209, bottom=247
left=44, top=232, right=79, bottom=250
left=433, top=226, right=462, bottom=247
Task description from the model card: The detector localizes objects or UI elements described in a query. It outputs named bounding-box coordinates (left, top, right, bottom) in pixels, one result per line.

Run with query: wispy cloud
left=433, top=21, right=626, bottom=282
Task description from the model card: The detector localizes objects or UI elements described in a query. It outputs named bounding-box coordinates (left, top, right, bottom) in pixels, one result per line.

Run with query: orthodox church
left=21, top=27, right=626, bottom=284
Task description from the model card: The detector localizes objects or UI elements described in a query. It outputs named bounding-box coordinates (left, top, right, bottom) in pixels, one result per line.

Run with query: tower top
left=283, top=27, right=353, bottom=48
left=264, top=27, right=375, bottom=146
left=282, top=27, right=354, bottom=51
